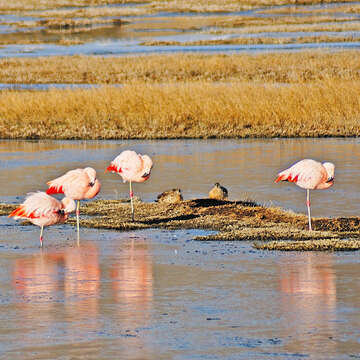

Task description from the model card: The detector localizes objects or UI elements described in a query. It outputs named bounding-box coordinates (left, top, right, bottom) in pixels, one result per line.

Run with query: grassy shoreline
left=2, top=199, right=360, bottom=251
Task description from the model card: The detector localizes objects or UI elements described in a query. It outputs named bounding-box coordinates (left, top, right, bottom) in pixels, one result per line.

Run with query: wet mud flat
left=3, top=198, right=360, bottom=251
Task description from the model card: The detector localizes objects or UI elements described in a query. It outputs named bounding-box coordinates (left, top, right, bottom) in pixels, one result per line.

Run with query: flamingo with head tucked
left=275, top=159, right=335, bottom=231
left=46, top=167, right=101, bottom=241
left=9, top=192, right=76, bottom=247
left=106, top=150, right=153, bottom=221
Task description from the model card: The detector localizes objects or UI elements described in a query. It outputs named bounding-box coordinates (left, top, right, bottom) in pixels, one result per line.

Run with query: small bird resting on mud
left=209, top=182, right=228, bottom=200
left=157, top=188, right=183, bottom=204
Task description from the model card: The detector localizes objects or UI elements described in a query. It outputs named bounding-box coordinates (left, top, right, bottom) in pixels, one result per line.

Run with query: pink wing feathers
left=275, top=159, right=328, bottom=190
left=9, top=192, right=62, bottom=220
left=107, top=150, right=152, bottom=183
left=46, top=168, right=100, bottom=200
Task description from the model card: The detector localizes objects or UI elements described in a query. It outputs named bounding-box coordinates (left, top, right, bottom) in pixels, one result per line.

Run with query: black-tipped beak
left=142, top=172, right=150, bottom=178
left=58, top=209, right=65, bottom=215
left=326, top=177, right=334, bottom=183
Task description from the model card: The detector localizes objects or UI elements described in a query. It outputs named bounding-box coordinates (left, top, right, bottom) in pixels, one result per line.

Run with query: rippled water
left=1, top=139, right=360, bottom=359
left=2, top=1, right=360, bottom=56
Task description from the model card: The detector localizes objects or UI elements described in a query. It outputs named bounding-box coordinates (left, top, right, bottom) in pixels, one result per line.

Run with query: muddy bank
left=2, top=198, right=360, bottom=251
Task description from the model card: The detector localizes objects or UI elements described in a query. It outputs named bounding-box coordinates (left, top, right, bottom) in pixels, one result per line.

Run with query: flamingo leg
left=129, top=180, right=134, bottom=222
left=306, top=189, right=312, bottom=231
left=40, top=226, right=44, bottom=247
left=76, top=200, right=80, bottom=245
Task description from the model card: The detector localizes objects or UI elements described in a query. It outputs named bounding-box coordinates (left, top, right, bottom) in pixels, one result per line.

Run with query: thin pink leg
left=40, top=226, right=44, bottom=247
left=129, top=181, right=134, bottom=222
left=306, top=189, right=312, bottom=231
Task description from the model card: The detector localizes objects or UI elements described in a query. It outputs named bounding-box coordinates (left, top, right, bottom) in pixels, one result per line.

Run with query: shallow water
left=2, top=1, right=360, bottom=57
left=1, top=139, right=360, bottom=359
left=2, top=39, right=360, bottom=58
left=0, top=83, right=109, bottom=91
left=0, top=222, right=359, bottom=359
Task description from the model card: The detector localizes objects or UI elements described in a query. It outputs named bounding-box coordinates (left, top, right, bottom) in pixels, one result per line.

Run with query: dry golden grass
left=0, top=78, right=360, bottom=139
left=141, top=34, right=360, bottom=46
left=1, top=51, right=360, bottom=84
left=0, top=0, right=140, bottom=12
left=1, top=0, right=355, bottom=12
left=208, top=21, right=360, bottom=35
left=35, top=6, right=150, bottom=19
left=3, top=198, right=360, bottom=251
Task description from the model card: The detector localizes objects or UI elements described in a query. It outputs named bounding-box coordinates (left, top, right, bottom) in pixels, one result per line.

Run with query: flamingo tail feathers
left=9, top=206, right=38, bottom=219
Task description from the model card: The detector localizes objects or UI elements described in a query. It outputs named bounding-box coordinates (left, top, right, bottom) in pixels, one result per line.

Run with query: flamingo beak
left=326, top=177, right=334, bottom=183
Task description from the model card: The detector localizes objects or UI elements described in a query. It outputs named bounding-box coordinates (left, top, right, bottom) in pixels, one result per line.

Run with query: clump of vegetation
left=0, top=78, right=360, bottom=139
left=1, top=51, right=360, bottom=84
left=254, top=239, right=360, bottom=251
left=141, top=34, right=360, bottom=46
left=3, top=198, right=359, bottom=251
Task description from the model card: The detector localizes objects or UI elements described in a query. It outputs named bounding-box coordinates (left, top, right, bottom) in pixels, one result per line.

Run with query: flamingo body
left=46, top=167, right=101, bottom=241
left=106, top=150, right=153, bottom=183
left=106, top=150, right=153, bottom=221
left=9, top=192, right=76, bottom=246
left=46, top=167, right=101, bottom=200
left=275, top=159, right=335, bottom=231
left=275, top=159, right=334, bottom=190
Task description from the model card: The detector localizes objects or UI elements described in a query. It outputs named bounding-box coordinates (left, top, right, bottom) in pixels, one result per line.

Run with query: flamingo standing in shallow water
left=46, top=167, right=101, bottom=241
left=106, top=150, right=153, bottom=221
left=9, top=192, right=76, bottom=247
left=275, top=159, right=335, bottom=231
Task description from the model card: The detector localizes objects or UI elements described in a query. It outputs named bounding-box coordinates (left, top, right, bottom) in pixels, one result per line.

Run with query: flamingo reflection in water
left=12, top=242, right=101, bottom=335
left=278, top=253, right=337, bottom=356
left=110, top=236, right=153, bottom=324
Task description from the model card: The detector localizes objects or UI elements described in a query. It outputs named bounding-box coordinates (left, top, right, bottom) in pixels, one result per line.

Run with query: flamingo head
left=141, top=155, right=153, bottom=180
left=61, top=197, right=76, bottom=216
left=323, top=162, right=335, bottom=184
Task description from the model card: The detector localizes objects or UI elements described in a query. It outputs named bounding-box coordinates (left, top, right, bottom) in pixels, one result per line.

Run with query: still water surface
left=0, top=139, right=360, bottom=359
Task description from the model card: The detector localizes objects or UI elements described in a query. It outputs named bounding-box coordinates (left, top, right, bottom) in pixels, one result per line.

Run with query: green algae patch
left=2, top=199, right=360, bottom=251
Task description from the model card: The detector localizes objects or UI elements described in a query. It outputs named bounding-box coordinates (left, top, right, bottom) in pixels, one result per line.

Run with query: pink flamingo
left=275, top=159, right=335, bottom=231
left=105, top=150, right=153, bottom=221
left=8, top=192, right=76, bottom=247
left=46, top=167, right=101, bottom=240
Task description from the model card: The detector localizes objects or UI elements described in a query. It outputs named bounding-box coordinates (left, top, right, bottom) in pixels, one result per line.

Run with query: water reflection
left=279, top=254, right=337, bottom=357
left=11, top=238, right=153, bottom=353
left=63, top=243, right=101, bottom=330
left=110, top=237, right=153, bottom=324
